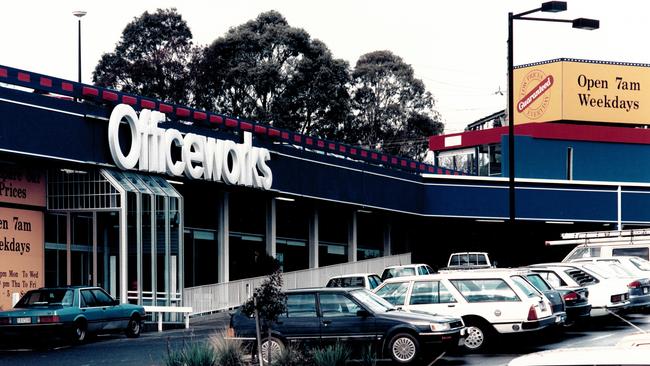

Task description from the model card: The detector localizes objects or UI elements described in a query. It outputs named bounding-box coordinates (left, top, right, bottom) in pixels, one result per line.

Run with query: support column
left=309, top=208, right=319, bottom=268
left=217, top=192, right=230, bottom=283
left=348, top=211, right=357, bottom=262
left=119, top=196, right=128, bottom=303
left=66, top=212, right=71, bottom=285
left=383, top=222, right=392, bottom=256
left=92, top=212, right=97, bottom=287
left=266, top=197, right=277, bottom=258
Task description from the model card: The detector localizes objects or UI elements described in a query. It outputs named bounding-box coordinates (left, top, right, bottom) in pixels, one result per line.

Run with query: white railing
left=183, top=253, right=411, bottom=316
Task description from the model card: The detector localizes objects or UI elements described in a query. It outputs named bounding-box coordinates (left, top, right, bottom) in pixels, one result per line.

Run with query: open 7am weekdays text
left=0, top=217, right=31, bottom=255
left=577, top=74, right=641, bottom=112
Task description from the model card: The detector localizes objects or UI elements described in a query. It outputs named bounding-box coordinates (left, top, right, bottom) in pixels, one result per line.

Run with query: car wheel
left=259, top=337, right=284, bottom=365
left=71, top=320, right=87, bottom=344
left=125, top=315, right=141, bottom=338
left=463, top=320, right=491, bottom=352
left=388, top=333, right=420, bottom=364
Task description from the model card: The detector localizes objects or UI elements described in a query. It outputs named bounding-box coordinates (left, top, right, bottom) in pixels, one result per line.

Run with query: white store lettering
left=108, top=104, right=273, bottom=189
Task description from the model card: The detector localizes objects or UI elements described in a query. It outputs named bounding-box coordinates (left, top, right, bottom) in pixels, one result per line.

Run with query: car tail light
left=38, top=315, right=60, bottom=324
left=226, top=327, right=235, bottom=338
left=0, top=318, right=9, bottom=325
left=628, top=281, right=642, bottom=289
left=527, top=305, right=538, bottom=321
left=563, top=291, right=578, bottom=302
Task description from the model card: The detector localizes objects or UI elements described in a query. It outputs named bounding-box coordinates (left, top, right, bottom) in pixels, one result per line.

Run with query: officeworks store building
left=2, top=60, right=650, bottom=313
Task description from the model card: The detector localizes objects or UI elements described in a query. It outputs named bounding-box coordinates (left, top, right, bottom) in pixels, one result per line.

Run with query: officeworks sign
left=108, top=104, right=272, bottom=189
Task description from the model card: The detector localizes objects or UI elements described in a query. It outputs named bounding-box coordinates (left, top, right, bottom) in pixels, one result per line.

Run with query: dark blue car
left=231, top=287, right=464, bottom=364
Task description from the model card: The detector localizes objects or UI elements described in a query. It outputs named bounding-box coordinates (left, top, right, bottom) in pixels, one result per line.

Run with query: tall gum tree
left=92, top=8, right=194, bottom=105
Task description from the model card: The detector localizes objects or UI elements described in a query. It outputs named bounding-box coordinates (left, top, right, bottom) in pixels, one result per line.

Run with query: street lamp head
left=572, top=18, right=600, bottom=30
left=72, top=10, right=87, bottom=18
left=541, top=1, right=567, bottom=13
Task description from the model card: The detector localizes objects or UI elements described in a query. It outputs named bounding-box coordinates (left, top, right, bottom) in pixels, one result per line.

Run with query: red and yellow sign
left=0, top=208, right=44, bottom=310
left=513, top=59, right=650, bottom=125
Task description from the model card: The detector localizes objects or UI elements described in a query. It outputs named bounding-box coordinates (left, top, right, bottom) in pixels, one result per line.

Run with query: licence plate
left=16, top=317, right=31, bottom=324
left=644, top=287, right=649, bottom=294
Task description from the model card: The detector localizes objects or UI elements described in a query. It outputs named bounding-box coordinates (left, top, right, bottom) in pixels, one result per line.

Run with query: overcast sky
left=2, top=0, right=648, bottom=134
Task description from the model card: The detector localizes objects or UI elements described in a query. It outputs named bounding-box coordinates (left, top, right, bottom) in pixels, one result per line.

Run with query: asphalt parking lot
left=0, top=312, right=648, bottom=366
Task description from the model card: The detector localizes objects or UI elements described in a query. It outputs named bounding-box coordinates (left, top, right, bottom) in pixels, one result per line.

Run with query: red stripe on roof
left=281, top=132, right=289, bottom=139
left=328, top=143, right=336, bottom=150
left=350, top=148, right=357, bottom=155
left=306, top=137, right=313, bottom=145
left=61, top=82, right=73, bottom=92
left=141, top=99, right=156, bottom=109
left=430, top=122, right=650, bottom=152
left=268, top=128, right=281, bottom=137
left=176, top=107, right=190, bottom=117
left=381, top=155, right=388, bottom=162
left=82, top=86, right=98, bottom=97
left=293, top=135, right=302, bottom=143
left=317, top=140, right=325, bottom=148
left=209, top=115, right=223, bottom=124
left=371, top=152, right=378, bottom=160
left=39, top=77, right=52, bottom=87
left=193, top=111, right=207, bottom=120
left=159, top=103, right=173, bottom=113
left=339, top=145, right=347, bottom=153
left=409, top=162, right=417, bottom=169
left=0, top=68, right=7, bottom=78
left=391, top=157, right=398, bottom=164
left=240, top=122, right=253, bottom=131
left=122, top=95, right=137, bottom=105
left=102, top=91, right=118, bottom=102
left=428, top=166, right=435, bottom=173
left=361, top=150, right=368, bottom=157
left=17, top=72, right=30, bottom=82
left=255, top=125, right=268, bottom=134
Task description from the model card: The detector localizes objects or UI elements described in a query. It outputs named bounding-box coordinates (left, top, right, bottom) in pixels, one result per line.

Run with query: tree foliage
left=347, top=50, right=443, bottom=159
left=92, top=8, right=193, bottom=105
left=191, top=11, right=350, bottom=136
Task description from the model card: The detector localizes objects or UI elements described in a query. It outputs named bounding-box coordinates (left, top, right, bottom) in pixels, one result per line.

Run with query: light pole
left=507, top=2, right=598, bottom=222
left=73, top=10, right=87, bottom=84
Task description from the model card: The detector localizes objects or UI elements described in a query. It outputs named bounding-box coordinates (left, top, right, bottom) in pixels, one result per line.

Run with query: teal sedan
left=0, top=286, right=145, bottom=343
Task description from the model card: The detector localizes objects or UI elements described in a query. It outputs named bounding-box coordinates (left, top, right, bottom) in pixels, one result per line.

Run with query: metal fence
left=183, top=253, right=411, bottom=316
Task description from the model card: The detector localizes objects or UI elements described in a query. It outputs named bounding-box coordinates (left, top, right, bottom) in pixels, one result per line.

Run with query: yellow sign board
left=513, top=59, right=649, bottom=125
left=0, top=208, right=44, bottom=310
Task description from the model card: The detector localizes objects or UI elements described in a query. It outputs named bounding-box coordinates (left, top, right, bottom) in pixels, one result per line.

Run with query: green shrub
left=272, top=346, right=313, bottom=366
left=164, top=339, right=216, bottom=366
left=209, top=332, right=246, bottom=366
left=312, top=343, right=350, bottom=366
left=359, top=345, right=377, bottom=366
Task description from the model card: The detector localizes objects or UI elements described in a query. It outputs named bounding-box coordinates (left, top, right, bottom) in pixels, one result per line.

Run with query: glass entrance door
left=71, top=213, right=94, bottom=286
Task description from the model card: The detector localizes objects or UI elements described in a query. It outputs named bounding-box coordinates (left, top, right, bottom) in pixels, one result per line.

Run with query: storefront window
left=436, top=148, right=477, bottom=175
left=229, top=191, right=267, bottom=280
left=319, top=205, right=348, bottom=266
left=276, top=198, right=310, bottom=272
left=357, top=212, right=383, bottom=260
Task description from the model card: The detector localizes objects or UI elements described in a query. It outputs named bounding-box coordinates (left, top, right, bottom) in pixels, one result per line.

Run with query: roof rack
left=546, top=228, right=650, bottom=246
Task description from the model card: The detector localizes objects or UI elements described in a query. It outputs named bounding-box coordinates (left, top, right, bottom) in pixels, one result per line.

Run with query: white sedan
left=528, top=263, right=630, bottom=317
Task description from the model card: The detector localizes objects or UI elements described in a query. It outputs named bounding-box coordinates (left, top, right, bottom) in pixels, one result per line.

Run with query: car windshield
left=15, top=289, right=74, bottom=308
left=582, top=263, right=633, bottom=278
left=630, top=257, right=650, bottom=271
left=349, top=289, right=395, bottom=313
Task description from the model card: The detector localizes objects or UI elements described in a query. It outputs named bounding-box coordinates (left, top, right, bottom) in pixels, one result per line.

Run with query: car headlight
left=430, top=322, right=451, bottom=332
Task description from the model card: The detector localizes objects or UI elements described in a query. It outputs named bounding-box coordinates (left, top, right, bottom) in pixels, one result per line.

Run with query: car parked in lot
left=373, top=269, right=556, bottom=352
left=325, top=273, right=382, bottom=290
left=0, top=287, right=145, bottom=343
left=522, top=271, right=591, bottom=325
left=567, top=260, right=650, bottom=310
left=528, top=263, right=630, bottom=317
left=230, top=287, right=464, bottom=364
left=563, top=241, right=650, bottom=261
left=381, top=264, right=435, bottom=281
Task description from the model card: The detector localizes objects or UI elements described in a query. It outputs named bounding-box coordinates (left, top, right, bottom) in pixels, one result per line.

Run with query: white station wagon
left=373, top=269, right=556, bottom=352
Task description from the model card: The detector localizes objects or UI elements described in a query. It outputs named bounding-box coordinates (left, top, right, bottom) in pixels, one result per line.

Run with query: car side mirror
left=356, top=309, right=371, bottom=318
left=111, top=299, right=120, bottom=306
